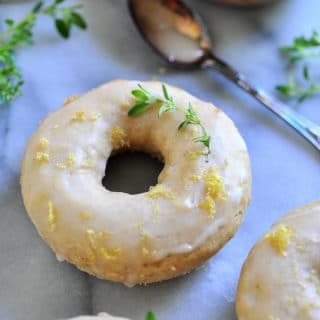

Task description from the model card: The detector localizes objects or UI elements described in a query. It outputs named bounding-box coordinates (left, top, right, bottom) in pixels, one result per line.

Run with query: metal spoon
left=128, top=0, right=320, bottom=151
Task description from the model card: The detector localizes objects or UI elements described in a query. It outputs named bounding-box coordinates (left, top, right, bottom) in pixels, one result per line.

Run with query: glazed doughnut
left=67, top=313, right=129, bottom=320
left=21, top=80, right=251, bottom=286
left=236, top=200, right=320, bottom=320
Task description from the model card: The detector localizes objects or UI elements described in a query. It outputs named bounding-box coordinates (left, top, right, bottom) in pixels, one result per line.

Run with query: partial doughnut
left=236, top=200, right=320, bottom=320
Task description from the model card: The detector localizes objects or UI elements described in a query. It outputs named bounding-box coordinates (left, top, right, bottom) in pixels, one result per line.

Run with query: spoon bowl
left=129, top=0, right=211, bottom=68
left=128, top=0, right=320, bottom=151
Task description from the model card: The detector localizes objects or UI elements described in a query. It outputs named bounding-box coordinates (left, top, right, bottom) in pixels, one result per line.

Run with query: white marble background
left=0, top=0, right=319, bottom=319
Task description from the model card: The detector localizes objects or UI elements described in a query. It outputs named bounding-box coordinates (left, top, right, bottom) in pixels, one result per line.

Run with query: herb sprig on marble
left=129, top=84, right=211, bottom=156
left=0, top=0, right=87, bottom=105
left=145, top=311, right=156, bottom=320
left=276, top=31, right=320, bottom=102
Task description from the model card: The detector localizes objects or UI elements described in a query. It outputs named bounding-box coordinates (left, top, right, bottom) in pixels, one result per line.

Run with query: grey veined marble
left=0, top=1, right=319, bottom=320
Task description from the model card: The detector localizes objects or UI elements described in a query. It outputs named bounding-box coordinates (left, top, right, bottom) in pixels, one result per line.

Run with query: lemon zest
left=36, top=151, right=49, bottom=164
left=111, top=126, right=129, bottom=148
left=48, top=200, right=57, bottom=232
left=265, top=224, right=293, bottom=256
left=199, top=195, right=215, bottom=218
left=148, top=184, right=174, bottom=199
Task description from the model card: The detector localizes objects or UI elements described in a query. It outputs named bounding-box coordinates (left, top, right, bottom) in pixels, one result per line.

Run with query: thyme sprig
left=129, top=84, right=211, bottom=156
left=276, top=31, right=320, bottom=102
left=0, top=0, right=87, bottom=104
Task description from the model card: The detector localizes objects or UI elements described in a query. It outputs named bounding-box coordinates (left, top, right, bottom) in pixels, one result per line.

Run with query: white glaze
left=236, top=200, right=320, bottom=320
left=21, top=80, right=251, bottom=285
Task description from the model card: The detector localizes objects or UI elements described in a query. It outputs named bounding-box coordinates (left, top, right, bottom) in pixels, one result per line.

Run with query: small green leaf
left=71, top=12, right=87, bottom=29
left=276, top=85, right=293, bottom=96
left=32, top=1, right=43, bottom=13
left=158, top=103, right=173, bottom=117
left=128, top=102, right=150, bottom=116
left=5, top=19, right=14, bottom=26
left=55, top=0, right=65, bottom=4
left=162, top=84, right=170, bottom=100
left=178, top=120, right=188, bottom=130
left=132, top=89, right=149, bottom=100
left=55, top=19, right=70, bottom=38
left=145, top=311, right=156, bottom=320
left=303, top=64, right=310, bottom=80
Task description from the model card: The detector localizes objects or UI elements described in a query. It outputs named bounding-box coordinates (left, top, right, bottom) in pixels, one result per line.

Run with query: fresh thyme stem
left=0, top=0, right=87, bottom=104
left=129, top=84, right=211, bottom=156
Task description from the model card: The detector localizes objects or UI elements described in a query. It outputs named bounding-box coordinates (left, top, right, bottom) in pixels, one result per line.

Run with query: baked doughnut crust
left=21, top=80, right=251, bottom=286
left=236, top=200, right=320, bottom=320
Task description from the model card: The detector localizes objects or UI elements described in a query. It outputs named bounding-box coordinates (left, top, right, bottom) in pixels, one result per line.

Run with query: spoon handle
left=202, top=53, right=320, bottom=152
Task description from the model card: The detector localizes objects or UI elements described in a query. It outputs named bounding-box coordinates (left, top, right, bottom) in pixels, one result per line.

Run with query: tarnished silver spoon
left=128, top=0, right=320, bottom=151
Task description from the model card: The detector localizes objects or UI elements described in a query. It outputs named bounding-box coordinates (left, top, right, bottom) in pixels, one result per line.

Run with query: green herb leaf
left=128, top=102, right=150, bottom=116
left=128, top=85, right=161, bottom=116
left=276, top=72, right=319, bottom=102
left=303, top=64, right=310, bottom=80
left=71, top=12, right=87, bottom=29
left=55, top=18, right=70, bottom=38
left=280, top=31, right=320, bottom=63
left=145, top=311, right=156, bottom=320
left=129, top=84, right=211, bottom=156
left=0, top=0, right=87, bottom=105
left=4, top=19, right=14, bottom=26
left=32, top=1, right=43, bottom=13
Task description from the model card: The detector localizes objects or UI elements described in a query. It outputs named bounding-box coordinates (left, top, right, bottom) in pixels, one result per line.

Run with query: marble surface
left=0, top=1, right=319, bottom=319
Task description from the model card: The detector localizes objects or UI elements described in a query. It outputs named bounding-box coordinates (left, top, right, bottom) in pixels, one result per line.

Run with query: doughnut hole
left=102, top=151, right=164, bottom=194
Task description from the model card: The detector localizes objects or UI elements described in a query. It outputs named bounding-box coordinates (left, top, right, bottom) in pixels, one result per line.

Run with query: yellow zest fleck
left=71, top=109, right=86, bottom=122
left=48, top=201, right=57, bottom=232
left=67, top=153, right=76, bottom=166
left=140, top=233, right=151, bottom=257
left=86, top=229, right=96, bottom=246
left=203, top=167, right=226, bottom=201
left=100, top=246, right=121, bottom=261
left=186, top=149, right=203, bottom=160
left=56, top=163, right=67, bottom=169
left=142, top=247, right=149, bottom=256
left=199, top=195, right=215, bottom=218
left=198, top=167, right=225, bottom=218
left=268, top=316, right=280, bottom=320
left=89, top=112, right=101, bottom=121
left=189, top=174, right=201, bottom=182
left=307, top=270, right=316, bottom=283
left=82, top=158, right=94, bottom=168
left=111, top=126, right=129, bottom=148
left=141, top=233, right=150, bottom=242
left=86, top=229, right=111, bottom=248
left=148, top=184, right=174, bottom=199
left=64, top=95, right=78, bottom=105
left=80, top=212, right=92, bottom=221
left=135, top=222, right=144, bottom=233
left=265, top=224, right=293, bottom=256
left=39, top=137, right=49, bottom=148
left=152, top=204, right=160, bottom=222
left=36, top=151, right=49, bottom=164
